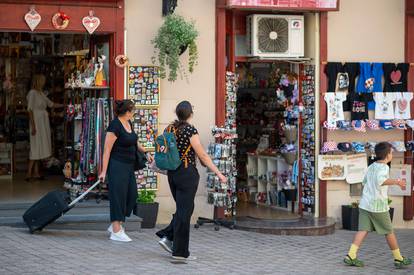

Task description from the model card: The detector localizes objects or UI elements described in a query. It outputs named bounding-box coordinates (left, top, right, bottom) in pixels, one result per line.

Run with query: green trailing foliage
left=152, top=14, right=199, bottom=82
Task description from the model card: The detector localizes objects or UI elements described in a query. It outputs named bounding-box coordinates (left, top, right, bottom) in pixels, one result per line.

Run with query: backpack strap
left=181, top=144, right=192, bottom=168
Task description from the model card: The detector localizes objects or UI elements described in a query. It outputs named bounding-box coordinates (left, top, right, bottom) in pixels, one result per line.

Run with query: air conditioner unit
left=246, top=14, right=304, bottom=58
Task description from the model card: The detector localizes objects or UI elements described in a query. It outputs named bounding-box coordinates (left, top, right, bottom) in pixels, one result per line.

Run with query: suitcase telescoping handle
left=68, top=180, right=102, bottom=208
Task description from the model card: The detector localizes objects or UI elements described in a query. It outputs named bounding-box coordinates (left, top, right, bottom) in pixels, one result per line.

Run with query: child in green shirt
left=344, top=142, right=412, bottom=269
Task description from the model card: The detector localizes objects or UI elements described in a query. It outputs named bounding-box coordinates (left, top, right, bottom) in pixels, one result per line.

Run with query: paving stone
left=0, top=226, right=413, bottom=274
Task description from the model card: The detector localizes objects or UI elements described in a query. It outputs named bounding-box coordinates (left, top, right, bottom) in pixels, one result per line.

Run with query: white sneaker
left=110, top=230, right=132, bottom=242
left=107, top=224, right=124, bottom=234
left=171, top=255, right=197, bottom=261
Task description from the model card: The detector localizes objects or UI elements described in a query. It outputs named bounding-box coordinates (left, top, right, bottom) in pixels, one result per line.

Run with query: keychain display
left=205, top=72, right=238, bottom=217
left=128, top=66, right=160, bottom=106
left=301, top=65, right=316, bottom=213
left=133, top=108, right=158, bottom=149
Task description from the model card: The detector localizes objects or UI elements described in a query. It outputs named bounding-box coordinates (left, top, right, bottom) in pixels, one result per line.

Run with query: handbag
left=134, top=144, right=147, bottom=171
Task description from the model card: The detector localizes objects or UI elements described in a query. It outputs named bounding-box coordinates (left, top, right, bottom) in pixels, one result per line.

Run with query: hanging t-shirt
left=348, top=93, right=372, bottom=121
left=394, top=92, right=413, bottom=119
left=383, top=63, right=410, bottom=92
left=325, top=62, right=359, bottom=93
left=356, top=63, right=383, bottom=110
left=374, top=93, right=396, bottom=120
left=324, top=92, right=347, bottom=127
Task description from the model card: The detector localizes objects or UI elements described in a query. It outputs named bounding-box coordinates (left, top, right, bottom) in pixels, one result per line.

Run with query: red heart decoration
left=24, top=10, right=41, bottom=31
left=82, top=12, right=100, bottom=34
left=390, top=70, right=402, bottom=84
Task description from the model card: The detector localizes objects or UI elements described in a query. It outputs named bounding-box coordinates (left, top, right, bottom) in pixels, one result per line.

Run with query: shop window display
left=0, top=32, right=114, bottom=201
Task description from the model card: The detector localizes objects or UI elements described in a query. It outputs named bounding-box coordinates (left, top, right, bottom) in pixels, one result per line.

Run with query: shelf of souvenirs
left=64, top=86, right=110, bottom=90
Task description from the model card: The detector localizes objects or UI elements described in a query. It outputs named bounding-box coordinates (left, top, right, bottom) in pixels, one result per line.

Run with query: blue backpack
left=155, top=126, right=191, bottom=171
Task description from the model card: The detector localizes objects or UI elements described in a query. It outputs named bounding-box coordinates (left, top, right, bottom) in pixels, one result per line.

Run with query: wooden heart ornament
left=24, top=7, right=41, bottom=31
left=82, top=10, right=100, bottom=34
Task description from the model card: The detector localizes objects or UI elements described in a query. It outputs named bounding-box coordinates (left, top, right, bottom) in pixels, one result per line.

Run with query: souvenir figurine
left=95, top=55, right=107, bottom=87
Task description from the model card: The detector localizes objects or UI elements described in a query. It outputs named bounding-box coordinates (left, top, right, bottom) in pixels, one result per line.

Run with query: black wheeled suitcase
left=23, top=181, right=101, bottom=233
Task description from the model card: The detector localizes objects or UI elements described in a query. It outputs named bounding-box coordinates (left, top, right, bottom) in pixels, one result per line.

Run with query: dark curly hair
left=114, top=100, right=135, bottom=116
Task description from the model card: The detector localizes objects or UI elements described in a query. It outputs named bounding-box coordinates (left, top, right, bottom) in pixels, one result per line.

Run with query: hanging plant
left=152, top=14, right=199, bottom=82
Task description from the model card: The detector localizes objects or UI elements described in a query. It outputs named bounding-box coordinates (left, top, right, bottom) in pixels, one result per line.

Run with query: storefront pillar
left=403, top=0, right=414, bottom=221
left=318, top=12, right=328, bottom=218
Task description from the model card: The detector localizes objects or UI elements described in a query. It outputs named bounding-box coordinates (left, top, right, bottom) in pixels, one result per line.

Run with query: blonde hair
left=31, top=74, right=46, bottom=91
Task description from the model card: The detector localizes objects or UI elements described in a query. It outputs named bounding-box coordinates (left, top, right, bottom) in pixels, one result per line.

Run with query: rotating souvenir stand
left=127, top=66, right=160, bottom=190
left=63, top=86, right=111, bottom=202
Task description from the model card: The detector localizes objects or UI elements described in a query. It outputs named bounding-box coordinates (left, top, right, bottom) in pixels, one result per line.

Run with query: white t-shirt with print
left=359, top=162, right=390, bottom=213
left=394, top=92, right=413, bottom=119
left=324, top=92, right=347, bottom=128
left=374, top=93, right=396, bottom=120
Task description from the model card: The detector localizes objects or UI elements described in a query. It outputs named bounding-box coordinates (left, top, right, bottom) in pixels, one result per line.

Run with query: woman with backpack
left=156, top=101, right=227, bottom=261
left=99, top=100, right=152, bottom=242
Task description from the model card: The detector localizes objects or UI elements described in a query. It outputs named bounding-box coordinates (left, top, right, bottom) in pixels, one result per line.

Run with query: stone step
left=0, top=201, right=142, bottom=232
left=233, top=216, right=336, bottom=236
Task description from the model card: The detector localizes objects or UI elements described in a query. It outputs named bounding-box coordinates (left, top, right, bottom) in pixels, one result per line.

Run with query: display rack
left=127, top=66, right=160, bottom=190
left=196, top=71, right=238, bottom=231
left=63, top=86, right=112, bottom=202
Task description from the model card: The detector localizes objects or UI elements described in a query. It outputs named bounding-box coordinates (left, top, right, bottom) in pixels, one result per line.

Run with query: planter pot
left=282, top=152, right=296, bottom=165
left=165, top=44, right=188, bottom=56
left=342, top=206, right=395, bottom=231
left=134, top=202, right=159, bottom=229
left=342, top=206, right=359, bottom=231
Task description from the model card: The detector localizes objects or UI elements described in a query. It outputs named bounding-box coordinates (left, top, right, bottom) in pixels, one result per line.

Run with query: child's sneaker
left=344, top=255, right=364, bottom=267
left=394, top=257, right=412, bottom=269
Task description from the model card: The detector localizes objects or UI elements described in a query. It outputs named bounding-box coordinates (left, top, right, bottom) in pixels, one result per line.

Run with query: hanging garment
left=325, top=62, right=360, bottom=93
left=394, top=92, right=413, bottom=119
left=383, top=63, right=410, bottom=92
left=374, top=93, right=396, bottom=120
left=324, top=92, right=347, bottom=128
left=356, top=62, right=384, bottom=110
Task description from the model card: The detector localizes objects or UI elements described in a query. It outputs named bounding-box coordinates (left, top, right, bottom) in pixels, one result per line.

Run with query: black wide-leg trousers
left=156, top=164, right=199, bottom=258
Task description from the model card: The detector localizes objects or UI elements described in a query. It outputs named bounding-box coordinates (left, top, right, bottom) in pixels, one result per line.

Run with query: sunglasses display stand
left=127, top=66, right=160, bottom=190
left=196, top=72, right=237, bottom=231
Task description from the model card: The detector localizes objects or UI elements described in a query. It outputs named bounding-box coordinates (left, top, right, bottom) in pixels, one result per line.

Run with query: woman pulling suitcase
left=99, top=100, right=152, bottom=242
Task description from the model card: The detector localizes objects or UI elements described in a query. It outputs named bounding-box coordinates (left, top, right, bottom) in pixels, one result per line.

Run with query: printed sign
left=389, top=164, right=412, bottom=196
left=318, top=154, right=347, bottom=180
left=346, top=153, right=368, bottom=184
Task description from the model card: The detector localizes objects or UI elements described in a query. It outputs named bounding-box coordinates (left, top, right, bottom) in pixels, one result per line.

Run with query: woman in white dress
left=26, top=74, right=63, bottom=181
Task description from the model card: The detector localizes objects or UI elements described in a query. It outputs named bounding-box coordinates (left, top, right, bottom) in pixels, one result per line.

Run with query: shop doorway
left=221, top=12, right=319, bottom=220
left=0, top=31, right=111, bottom=203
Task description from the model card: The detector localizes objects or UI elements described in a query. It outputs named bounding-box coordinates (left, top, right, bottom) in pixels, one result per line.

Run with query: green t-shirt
left=359, top=162, right=390, bottom=213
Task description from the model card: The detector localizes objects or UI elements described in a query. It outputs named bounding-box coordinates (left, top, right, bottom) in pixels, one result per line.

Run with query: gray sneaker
left=158, top=237, right=173, bottom=253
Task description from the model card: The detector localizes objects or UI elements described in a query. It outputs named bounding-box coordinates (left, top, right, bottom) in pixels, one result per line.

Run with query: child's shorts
left=358, top=208, right=393, bottom=235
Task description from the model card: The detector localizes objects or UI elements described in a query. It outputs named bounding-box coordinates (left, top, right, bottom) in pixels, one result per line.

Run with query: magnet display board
left=128, top=66, right=160, bottom=106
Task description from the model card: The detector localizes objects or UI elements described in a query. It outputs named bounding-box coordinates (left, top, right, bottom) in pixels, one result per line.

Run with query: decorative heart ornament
left=24, top=7, right=41, bottom=31
left=390, top=70, right=402, bottom=84
left=82, top=10, right=100, bottom=34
